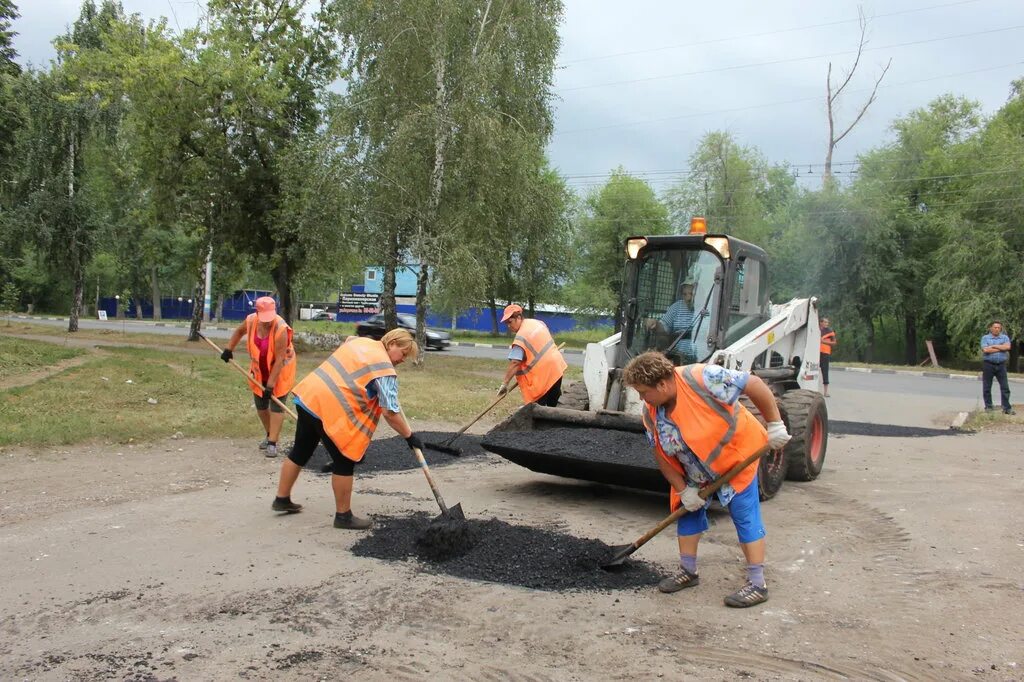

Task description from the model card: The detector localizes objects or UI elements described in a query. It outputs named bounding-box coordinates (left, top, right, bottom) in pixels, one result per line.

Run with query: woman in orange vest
left=623, top=351, right=791, bottom=608
left=221, top=296, right=297, bottom=457
left=819, top=317, right=837, bottom=397
left=497, top=304, right=568, bottom=406
left=270, top=329, right=424, bottom=530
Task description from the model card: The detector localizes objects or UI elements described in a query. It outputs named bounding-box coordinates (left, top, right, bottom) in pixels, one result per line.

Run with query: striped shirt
left=293, top=376, right=400, bottom=419
left=660, top=301, right=697, bottom=356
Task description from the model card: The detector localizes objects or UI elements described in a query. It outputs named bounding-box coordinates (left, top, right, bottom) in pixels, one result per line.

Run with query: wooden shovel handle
left=628, top=445, right=770, bottom=551
left=199, top=332, right=298, bottom=421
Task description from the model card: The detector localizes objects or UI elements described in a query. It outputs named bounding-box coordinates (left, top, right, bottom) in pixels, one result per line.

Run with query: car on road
left=311, top=309, right=334, bottom=321
left=355, top=313, right=451, bottom=350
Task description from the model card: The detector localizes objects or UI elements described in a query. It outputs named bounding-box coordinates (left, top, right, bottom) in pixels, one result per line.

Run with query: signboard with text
left=338, top=292, right=381, bottom=314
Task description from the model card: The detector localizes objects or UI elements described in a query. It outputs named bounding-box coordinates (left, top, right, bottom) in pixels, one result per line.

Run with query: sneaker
left=271, top=498, right=303, bottom=513
left=657, top=567, right=700, bottom=594
left=265, top=444, right=278, bottom=458
left=333, top=511, right=372, bottom=530
left=1005, top=409, right=1016, bottom=415
left=259, top=437, right=270, bottom=450
left=724, top=582, right=769, bottom=608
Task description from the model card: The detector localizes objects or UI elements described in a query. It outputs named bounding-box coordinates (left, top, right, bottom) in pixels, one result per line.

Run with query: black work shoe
left=724, top=582, right=769, bottom=608
left=984, top=407, right=995, bottom=412
left=657, top=567, right=700, bottom=594
left=271, top=498, right=303, bottom=513
left=333, top=512, right=372, bottom=530
left=1004, top=409, right=1016, bottom=415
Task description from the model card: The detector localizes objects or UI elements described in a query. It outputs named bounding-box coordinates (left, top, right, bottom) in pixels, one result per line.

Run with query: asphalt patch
left=304, top=431, right=486, bottom=474
left=830, top=421, right=961, bottom=438
left=351, top=512, right=663, bottom=591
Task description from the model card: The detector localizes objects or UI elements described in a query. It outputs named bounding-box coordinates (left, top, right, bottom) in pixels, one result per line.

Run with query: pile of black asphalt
left=829, top=421, right=962, bottom=438
left=303, top=431, right=486, bottom=475
left=350, top=512, right=663, bottom=592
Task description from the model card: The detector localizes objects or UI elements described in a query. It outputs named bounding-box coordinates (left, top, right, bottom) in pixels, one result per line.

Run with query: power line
left=553, top=61, right=1024, bottom=136
left=557, top=0, right=986, bottom=67
left=557, top=24, right=1024, bottom=93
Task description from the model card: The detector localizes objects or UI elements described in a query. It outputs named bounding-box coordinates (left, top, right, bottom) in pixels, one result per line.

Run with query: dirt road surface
left=1, top=423, right=1021, bottom=680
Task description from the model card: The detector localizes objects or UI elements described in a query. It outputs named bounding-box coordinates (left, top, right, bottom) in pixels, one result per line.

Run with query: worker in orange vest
left=271, top=329, right=423, bottom=530
left=819, top=317, right=837, bottom=397
left=498, top=304, right=568, bottom=407
left=623, top=351, right=791, bottom=608
left=221, top=296, right=297, bottom=457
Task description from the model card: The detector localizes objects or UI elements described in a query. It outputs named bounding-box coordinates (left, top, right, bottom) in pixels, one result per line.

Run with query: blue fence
left=98, top=290, right=275, bottom=321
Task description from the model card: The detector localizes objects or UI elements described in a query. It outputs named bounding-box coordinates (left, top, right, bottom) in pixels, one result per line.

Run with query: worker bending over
left=623, top=352, right=791, bottom=607
left=271, top=329, right=424, bottom=530
left=498, top=304, right=567, bottom=407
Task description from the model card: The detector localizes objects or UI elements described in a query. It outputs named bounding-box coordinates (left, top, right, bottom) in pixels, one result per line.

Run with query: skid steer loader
left=484, top=217, right=829, bottom=501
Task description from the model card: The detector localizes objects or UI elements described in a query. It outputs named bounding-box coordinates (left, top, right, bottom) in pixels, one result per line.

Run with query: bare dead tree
left=824, top=8, right=892, bottom=187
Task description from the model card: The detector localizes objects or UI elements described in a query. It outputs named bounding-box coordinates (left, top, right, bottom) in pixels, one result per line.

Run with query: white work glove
left=766, top=420, right=791, bottom=450
left=496, top=383, right=509, bottom=397
left=680, top=485, right=705, bottom=512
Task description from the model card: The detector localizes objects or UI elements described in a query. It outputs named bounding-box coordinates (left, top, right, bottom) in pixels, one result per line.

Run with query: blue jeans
left=982, top=361, right=1012, bottom=411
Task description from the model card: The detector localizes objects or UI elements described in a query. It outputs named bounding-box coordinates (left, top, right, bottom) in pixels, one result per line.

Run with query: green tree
left=568, top=169, right=670, bottom=320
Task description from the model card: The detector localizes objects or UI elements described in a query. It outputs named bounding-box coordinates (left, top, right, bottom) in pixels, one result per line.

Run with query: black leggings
left=820, top=354, right=830, bottom=386
left=536, top=377, right=563, bottom=407
left=288, top=406, right=357, bottom=476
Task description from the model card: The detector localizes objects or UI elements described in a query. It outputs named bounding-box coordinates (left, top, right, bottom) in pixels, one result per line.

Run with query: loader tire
left=739, top=396, right=786, bottom=501
left=781, top=389, right=828, bottom=481
left=556, top=381, right=589, bottom=412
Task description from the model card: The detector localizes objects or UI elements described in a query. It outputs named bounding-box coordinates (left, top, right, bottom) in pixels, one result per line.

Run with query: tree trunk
left=860, top=311, right=875, bottom=363
left=527, top=295, right=535, bottom=317
left=215, top=292, right=224, bottom=322
left=188, top=258, right=206, bottom=342
left=488, top=294, right=499, bottom=335
left=134, top=294, right=143, bottom=320
left=414, top=263, right=429, bottom=365
left=382, top=227, right=399, bottom=329
left=270, top=257, right=295, bottom=327
left=903, top=313, right=917, bottom=366
left=69, top=258, right=83, bottom=333
left=151, top=266, right=161, bottom=320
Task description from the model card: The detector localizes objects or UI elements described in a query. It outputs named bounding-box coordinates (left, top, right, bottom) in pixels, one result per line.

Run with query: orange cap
left=500, top=304, right=523, bottom=323
left=255, top=296, right=277, bottom=323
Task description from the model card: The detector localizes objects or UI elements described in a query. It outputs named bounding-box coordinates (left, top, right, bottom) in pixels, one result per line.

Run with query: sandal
left=724, top=582, right=768, bottom=608
left=657, top=567, right=700, bottom=594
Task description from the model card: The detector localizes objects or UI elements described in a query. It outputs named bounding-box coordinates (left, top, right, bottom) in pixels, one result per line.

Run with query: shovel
left=424, top=342, right=566, bottom=457
left=401, top=407, right=465, bottom=521
left=601, top=445, right=769, bottom=569
left=199, top=332, right=298, bottom=420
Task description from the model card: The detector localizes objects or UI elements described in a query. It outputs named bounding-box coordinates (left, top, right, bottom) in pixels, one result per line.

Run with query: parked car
left=311, top=309, right=334, bottom=321
left=355, top=313, right=451, bottom=350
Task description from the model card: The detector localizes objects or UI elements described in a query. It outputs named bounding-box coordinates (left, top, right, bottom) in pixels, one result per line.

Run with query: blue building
left=363, top=265, right=420, bottom=296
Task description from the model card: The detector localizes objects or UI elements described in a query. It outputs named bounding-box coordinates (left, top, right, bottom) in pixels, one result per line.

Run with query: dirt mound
left=351, top=512, right=662, bottom=591
left=304, top=431, right=486, bottom=474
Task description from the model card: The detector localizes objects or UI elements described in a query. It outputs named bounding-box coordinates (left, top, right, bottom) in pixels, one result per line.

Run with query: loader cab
left=620, top=227, right=770, bottom=367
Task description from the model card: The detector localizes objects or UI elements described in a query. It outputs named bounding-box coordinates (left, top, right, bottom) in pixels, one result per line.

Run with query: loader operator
left=498, top=304, right=568, bottom=407
left=646, top=280, right=698, bottom=362
left=623, top=351, right=792, bottom=608
left=270, top=329, right=425, bottom=530
left=221, top=296, right=297, bottom=458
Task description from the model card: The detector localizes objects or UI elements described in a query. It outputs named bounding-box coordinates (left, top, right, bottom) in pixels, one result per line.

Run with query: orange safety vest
left=642, top=364, right=768, bottom=511
left=245, top=313, right=296, bottom=397
left=292, top=337, right=397, bottom=461
left=820, top=329, right=836, bottom=355
left=511, top=318, right=568, bottom=403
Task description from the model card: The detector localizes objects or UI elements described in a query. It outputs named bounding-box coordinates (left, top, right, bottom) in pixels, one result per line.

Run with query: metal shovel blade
left=600, top=543, right=638, bottom=570
left=436, top=502, right=466, bottom=522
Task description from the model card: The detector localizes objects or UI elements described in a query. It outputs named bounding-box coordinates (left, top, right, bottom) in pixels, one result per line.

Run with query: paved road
left=11, top=316, right=999, bottom=426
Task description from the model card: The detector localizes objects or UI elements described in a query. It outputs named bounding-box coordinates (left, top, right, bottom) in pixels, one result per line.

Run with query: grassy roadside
left=0, top=336, right=580, bottom=448
left=1, top=322, right=199, bottom=349
left=835, top=360, right=1024, bottom=379
left=962, top=406, right=1023, bottom=432
left=0, top=336, right=84, bottom=378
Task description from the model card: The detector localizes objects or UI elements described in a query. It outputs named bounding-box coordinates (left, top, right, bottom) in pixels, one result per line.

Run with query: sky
left=12, top=0, right=1024, bottom=195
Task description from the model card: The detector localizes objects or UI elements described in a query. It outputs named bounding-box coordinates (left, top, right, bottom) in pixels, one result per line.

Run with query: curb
left=12, top=315, right=234, bottom=332
left=452, top=341, right=584, bottom=355
left=833, top=365, right=1024, bottom=384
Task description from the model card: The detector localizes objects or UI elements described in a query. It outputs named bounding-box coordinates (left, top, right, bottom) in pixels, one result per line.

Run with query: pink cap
left=500, top=304, right=523, bottom=323
left=255, top=296, right=277, bottom=323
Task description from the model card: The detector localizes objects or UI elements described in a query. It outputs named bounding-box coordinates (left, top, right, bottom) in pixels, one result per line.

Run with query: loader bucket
left=481, top=404, right=665, bottom=493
